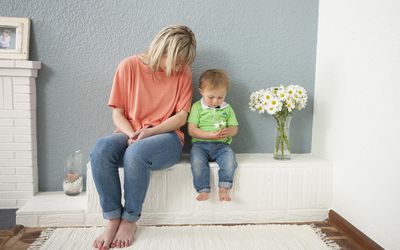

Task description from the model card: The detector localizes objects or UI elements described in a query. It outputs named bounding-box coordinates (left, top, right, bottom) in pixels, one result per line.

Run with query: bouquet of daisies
left=249, top=85, right=307, bottom=116
left=249, top=85, right=308, bottom=159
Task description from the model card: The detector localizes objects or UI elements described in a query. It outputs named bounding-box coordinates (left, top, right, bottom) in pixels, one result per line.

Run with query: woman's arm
left=135, top=110, right=188, bottom=140
left=112, top=108, right=135, bottom=139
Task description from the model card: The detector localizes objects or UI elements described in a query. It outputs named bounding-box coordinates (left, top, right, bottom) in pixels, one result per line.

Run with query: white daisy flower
left=255, top=103, right=265, bottom=113
left=297, top=99, right=307, bottom=110
left=296, top=86, right=307, bottom=98
left=276, top=88, right=288, bottom=101
left=214, top=121, right=226, bottom=129
left=285, top=99, right=296, bottom=112
left=286, top=85, right=294, bottom=96
left=266, top=98, right=282, bottom=115
left=262, top=90, right=274, bottom=103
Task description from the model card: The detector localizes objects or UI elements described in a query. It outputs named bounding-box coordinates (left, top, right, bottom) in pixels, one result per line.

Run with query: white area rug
left=30, top=224, right=340, bottom=250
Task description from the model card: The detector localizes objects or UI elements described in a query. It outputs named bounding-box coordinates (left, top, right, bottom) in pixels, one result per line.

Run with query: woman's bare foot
left=112, top=219, right=137, bottom=248
left=93, top=219, right=120, bottom=250
left=196, top=192, right=209, bottom=201
left=218, top=188, right=231, bottom=201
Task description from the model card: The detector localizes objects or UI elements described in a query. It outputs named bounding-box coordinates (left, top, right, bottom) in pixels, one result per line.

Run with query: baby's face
left=200, top=87, right=227, bottom=108
left=2, top=32, right=9, bottom=37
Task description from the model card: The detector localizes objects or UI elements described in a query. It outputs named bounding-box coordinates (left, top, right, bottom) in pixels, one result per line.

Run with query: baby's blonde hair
left=199, top=69, right=230, bottom=91
left=142, top=24, right=196, bottom=76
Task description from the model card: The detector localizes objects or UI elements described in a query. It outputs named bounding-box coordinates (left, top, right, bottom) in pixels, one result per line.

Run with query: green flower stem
left=275, top=136, right=280, bottom=154
left=274, top=116, right=281, bottom=154
left=285, top=136, right=291, bottom=151
left=274, top=114, right=291, bottom=158
left=280, top=121, right=285, bottom=156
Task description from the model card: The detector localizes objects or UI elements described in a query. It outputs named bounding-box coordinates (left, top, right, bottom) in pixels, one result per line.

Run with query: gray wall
left=2, top=0, right=319, bottom=191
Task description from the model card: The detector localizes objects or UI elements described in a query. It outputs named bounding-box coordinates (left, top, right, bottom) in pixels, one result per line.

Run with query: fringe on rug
left=310, top=224, right=341, bottom=250
left=27, top=228, right=56, bottom=250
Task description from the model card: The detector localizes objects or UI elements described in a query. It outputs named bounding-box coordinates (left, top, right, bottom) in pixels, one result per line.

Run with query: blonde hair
left=199, top=69, right=230, bottom=91
left=141, top=24, right=196, bottom=76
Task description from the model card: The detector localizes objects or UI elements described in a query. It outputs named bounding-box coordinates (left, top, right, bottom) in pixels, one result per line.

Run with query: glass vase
left=273, top=115, right=292, bottom=160
left=63, top=150, right=83, bottom=196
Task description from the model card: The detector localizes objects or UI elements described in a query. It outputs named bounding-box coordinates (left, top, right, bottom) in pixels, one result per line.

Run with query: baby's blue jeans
left=190, top=142, right=237, bottom=193
left=90, top=131, right=182, bottom=222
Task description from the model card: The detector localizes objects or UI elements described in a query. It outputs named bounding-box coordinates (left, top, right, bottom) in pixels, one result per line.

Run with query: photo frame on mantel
left=0, top=16, right=30, bottom=60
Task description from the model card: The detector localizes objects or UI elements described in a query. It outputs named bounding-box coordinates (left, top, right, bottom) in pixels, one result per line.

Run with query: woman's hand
left=127, top=137, right=136, bottom=145
left=134, top=127, right=155, bottom=141
left=112, top=108, right=136, bottom=145
left=125, top=131, right=136, bottom=145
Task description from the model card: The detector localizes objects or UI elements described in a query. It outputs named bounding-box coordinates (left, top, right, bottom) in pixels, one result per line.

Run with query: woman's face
left=159, top=56, right=183, bottom=72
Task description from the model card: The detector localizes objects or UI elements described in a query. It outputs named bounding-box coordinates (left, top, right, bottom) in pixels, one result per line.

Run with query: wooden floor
left=0, top=225, right=43, bottom=250
left=0, top=221, right=362, bottom=250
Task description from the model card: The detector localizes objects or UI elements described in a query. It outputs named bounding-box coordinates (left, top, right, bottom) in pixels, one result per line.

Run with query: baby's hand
left=210, top=129, right=227, bottom=140
left=210, top=131, right=222, bottom=140
left=219, top=128, right=228, bottom=138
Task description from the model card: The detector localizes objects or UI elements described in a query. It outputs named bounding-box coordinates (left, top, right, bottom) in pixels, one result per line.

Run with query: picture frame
left=0, top=16, right=30, bottom=60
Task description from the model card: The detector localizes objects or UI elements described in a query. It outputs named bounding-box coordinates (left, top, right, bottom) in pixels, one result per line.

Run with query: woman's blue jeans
left=90, top=131, right=182, bottom=222
left=190, top=142, right=238, bottom=193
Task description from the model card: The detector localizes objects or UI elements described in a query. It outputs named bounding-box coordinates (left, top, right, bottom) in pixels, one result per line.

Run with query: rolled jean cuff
left=103, top=207, right=122, bottom=220
left=219, top=181, right=233, bottom=189
left=197, top=187, right=210, bottom=193
left=122, top=210, right=140, bottom=222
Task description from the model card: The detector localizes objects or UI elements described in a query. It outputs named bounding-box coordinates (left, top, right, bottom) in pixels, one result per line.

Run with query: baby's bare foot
left=112, top=219, right=137, bottom=248
left=93, top=219, right=120, bottom=250
left=218, top=188, right=231, bottom=201
left=196, top=192, right=209, bottom=201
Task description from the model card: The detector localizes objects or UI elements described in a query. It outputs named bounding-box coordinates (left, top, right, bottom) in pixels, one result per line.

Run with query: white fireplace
left=0, top=60, right=41, bottom=208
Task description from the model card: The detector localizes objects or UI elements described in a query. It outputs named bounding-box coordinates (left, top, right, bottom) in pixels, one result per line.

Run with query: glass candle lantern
left=63, top=150, right=83, bottom=196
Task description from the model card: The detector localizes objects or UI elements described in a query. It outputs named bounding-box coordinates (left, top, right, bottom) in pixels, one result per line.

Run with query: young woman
left=91, top=24, right=196, bottom=250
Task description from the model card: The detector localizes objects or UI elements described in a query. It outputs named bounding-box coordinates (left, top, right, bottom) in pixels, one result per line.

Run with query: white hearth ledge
left=17, top=154, right=332, bottom=227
